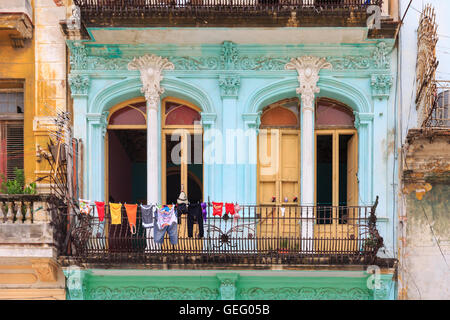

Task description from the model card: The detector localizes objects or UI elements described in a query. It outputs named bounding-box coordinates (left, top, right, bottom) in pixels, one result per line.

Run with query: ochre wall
left=0, top=19, right=35, bottom=185
left=33, top=0, right=67, bottom=187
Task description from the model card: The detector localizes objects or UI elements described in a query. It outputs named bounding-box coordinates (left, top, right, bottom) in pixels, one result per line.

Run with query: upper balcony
left=0, top=0, right=33, bottom=48
left=59, top=199, right=393, bottom=270
left=67, top=0, right=398, bottom=40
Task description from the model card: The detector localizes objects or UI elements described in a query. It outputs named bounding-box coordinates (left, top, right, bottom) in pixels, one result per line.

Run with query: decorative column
left=370, top=73, right=393, bottom=245
left=285, top=57, right=332, bottom=250
left=128, top=55, right=174, bottom=204
left=68, top=40, right=89, bottom=198
left=201, top=112, right=217, bottom=201
left=86, top=112, right=108, bottom=201
left=242, top=112, right=261, bottom=205
left=219, top=74, right=241, bottom=202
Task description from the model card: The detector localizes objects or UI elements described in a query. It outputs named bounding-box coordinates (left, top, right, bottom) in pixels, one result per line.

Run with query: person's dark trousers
left=187, top=203, right=204, bottom=238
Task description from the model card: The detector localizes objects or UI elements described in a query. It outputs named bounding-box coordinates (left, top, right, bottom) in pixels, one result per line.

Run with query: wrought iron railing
left=72, top=0, right=383, bottom=18
left=423, top=80, right=450, bottom=128
left=67, top=198, right=383, bottom=265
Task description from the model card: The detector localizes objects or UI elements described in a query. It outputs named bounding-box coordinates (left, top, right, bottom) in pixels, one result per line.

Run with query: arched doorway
left=106, top=98, right=147, bottom=204
left=314, top=98, right=358, bottom=250
left=257, top=97, right=301, bottom=252
left=105, top=97, right=147, bottom=253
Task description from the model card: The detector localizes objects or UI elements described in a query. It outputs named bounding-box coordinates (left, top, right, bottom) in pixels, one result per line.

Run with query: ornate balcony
left=70, top=0, right=389, bottom=30
left=0, top=0, right=33, bottom=48
left=61, top=199, right=387, bottom=268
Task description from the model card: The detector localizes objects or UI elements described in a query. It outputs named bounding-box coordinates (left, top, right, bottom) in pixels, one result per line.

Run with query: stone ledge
left=0, top=223, right=53, bottom=244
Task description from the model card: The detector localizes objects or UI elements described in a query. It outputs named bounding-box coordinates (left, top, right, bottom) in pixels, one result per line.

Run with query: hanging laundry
left=141, top=204, right=156, bottom=228
left=157, top=205, right=177, bottom=229
left=234, top=204, right=241, bottom=221
left=280, top=207, right=286, bottom=217
left=154, top=206, right=178, bottom=245
left=225, top=203, right=236, bottom=215
left=110, top=202, right=122, bottom=225
left=201, top=202, right=207, bottom=221
left=177, top=203, right=188, bottom=215
left=124, top=204, right=138, bottom=234
left=95, top=201, right=105, bottom=222
left=79, top=199, right=91, bottom=215
left=187, top=203, right=204, bottom=238
left=177, top=189, right=189, bottom=205
left=212, top=202, right=223, bottom=217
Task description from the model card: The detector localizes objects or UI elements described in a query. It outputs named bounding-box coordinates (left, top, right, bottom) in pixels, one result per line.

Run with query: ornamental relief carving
left=88, top=286, right=219, bottom=300
left=238, top=287, right=371, bottom=300
left=68, top=74, right=90, bottom=95
left=70, top=41, right=391, bottom=72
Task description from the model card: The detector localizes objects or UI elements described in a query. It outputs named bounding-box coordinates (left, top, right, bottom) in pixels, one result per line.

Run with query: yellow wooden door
left=257, top=128, right=301, bottom=253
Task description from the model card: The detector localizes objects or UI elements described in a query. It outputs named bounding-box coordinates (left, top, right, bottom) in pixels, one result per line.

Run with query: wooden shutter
left=6, top=122, right=24, bottom=181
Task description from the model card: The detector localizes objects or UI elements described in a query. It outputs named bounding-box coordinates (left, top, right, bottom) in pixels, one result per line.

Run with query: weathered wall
left=33, top=0, right=67, bottom=189
left=400, top=133, right=450, bottom=300
left=0, top=8, right=34, bottom=184
left=402, top=184, right=450, bottom=300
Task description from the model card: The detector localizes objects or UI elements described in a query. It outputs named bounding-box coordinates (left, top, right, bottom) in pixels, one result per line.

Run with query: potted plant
left=0, top=168, right=36, bottom=195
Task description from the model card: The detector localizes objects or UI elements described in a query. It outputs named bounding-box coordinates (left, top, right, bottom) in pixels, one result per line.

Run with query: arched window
left=315, top=98, right=355, bottom=128
left=108, top=101, right=147, bottom=128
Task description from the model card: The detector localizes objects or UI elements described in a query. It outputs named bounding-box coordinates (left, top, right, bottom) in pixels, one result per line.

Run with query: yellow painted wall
left=0, top=8, right=35, bottom=185
left=33, top=0, right=67, bottom=187
left=0, top=0, right=67, bottom=186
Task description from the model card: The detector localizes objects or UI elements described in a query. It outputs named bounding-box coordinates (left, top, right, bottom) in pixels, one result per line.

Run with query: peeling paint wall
left=400, top=134, right=450, bottom=300
left=401, top=184, right=450, bottom=300
left=33, top=0, right=67, bottom=189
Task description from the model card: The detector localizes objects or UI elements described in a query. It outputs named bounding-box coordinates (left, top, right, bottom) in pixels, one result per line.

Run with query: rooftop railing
left=66, top=199, right=383, bottom=266
left=72, top=0, right=383, bottom=18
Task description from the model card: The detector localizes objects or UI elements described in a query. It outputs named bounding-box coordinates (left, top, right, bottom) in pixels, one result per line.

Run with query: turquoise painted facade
left=64, top=269, right=396, bottom=300
left=66, top=27, right=398, bottom=300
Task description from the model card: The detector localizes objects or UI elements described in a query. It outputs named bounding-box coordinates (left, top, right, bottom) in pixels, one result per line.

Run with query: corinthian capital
left=128, top=54, right=175, bottom=109
left=285, top=56, right=332, bottom=111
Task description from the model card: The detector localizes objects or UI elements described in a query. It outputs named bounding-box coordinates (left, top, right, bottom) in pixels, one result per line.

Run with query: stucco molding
left=239, top=286, right=372, bottom=300
left=245, top=77, right=372, bottom=114
left=285, top=56, right=332, bottom=112
left=216, top=273, right=239, bottom=300
left=30, top=258, right=59, bottom=283
left=68, top=74, right=90, bottom=97
left=63, top=268, right=90, bottom=300
left=89, top=76, right=215, bottom=116
left=219, top=74, right=241, bottom=98
left=87, top=112, right=109, bottom=138
left=127, top=54, right=175, bottom=110
left=67, top=41, right=88, bottom=70
left=78, top=41, right=392, bottom=72
left=242, top=112, right=262, bottom=132
left=370, top=74, right=393, bottom=100
left=201, top=112, right=217, bottom=128
left=87, top=286, right=219, bottom=300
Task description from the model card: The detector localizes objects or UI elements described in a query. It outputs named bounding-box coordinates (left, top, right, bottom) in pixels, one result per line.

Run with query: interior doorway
left=108, top=129, right=147, bottom=204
